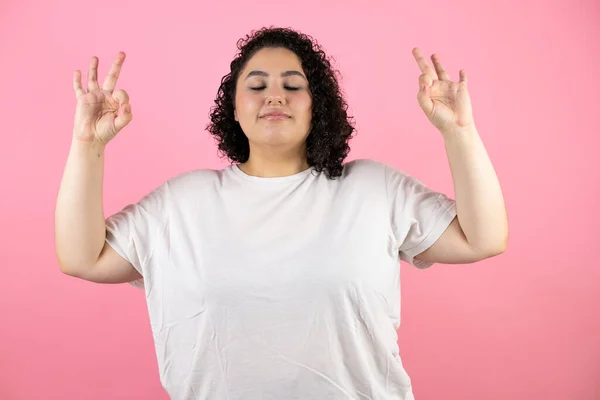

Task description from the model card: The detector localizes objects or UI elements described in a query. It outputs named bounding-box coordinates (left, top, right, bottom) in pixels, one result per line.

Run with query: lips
left=261, top=110, right=290, bottom=118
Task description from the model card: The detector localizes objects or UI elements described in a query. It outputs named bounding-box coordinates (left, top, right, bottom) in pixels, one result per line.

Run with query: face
left=234, top=47, right=312, bottom=150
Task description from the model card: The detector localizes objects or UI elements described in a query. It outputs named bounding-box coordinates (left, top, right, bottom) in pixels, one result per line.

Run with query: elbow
left=57, top=259, right=81, bottom=277
left=488, top=244, right=507, bottom=258
left=470, top=233, right=508, bottom=260
left=486, top=220, right=509, bottom=257
left=56, top=252, right=72, bottom=275
left=484, top=235, right=508, bottom=258
left=55, top=252, right=90, bottom=278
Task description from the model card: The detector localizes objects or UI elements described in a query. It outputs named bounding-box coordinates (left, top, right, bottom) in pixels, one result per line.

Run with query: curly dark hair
left=206, top=27, right=356, bottom=179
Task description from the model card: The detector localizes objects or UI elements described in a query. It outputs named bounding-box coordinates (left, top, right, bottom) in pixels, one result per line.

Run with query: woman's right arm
left=55, top=139, right=140, bottom=283
left=54, top=52, right=139, bottom=283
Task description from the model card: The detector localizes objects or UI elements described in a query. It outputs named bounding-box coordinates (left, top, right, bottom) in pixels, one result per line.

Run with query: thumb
left=114, top=103, right=132, bottom=132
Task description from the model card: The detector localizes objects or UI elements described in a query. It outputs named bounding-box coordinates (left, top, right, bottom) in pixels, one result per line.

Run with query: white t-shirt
left=105, top=158, right=457, bottom=400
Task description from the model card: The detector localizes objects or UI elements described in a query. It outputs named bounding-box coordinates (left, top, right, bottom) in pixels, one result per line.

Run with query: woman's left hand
left=412, top=48, right=475, bottom=135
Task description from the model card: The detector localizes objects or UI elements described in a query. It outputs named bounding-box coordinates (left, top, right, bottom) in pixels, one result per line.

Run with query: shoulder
left=142, top=168, right=224, bottom=204
left=343, top=158, right=385, bottom=175
left=164, top=167, right=223, bottom=189
left=343, top=158, right=410, bottom=182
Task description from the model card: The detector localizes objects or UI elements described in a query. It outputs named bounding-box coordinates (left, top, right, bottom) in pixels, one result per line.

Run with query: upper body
left=62, top=26, right=507, bottom=400
left=105, top=158, right=457, bottom=399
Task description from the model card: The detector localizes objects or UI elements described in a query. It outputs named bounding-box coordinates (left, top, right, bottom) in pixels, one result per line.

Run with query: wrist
left=441, top=124, right=478, bottom=141
left=70, top=137, right=106, bottom=156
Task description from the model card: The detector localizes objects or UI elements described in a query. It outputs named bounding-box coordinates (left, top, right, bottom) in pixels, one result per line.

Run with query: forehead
left=242, top=47, right=304, bottom=75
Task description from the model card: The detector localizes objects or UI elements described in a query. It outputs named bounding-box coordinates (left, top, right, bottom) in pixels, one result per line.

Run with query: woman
left=55, top=27, right=508, bottom=399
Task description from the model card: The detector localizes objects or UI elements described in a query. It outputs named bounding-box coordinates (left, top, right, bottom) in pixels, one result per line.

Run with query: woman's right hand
left=72, top=52, right=132, bottom=145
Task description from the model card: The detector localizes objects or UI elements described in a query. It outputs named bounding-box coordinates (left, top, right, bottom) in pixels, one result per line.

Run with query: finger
left=412, top=47, right=438, bottom=80
left=459, top=69, right=467, bottom=85
left=102, top=51, right=126, bottom=93
left=418, top=73, right=434, bottom=90
left=73, top=70, right=85, bottom=98
left=87, top=56, right=100, bottom=91
left=431, top=54, right=451, bottom=81
left=112, top=89, right=130, bottom=105
left=114, top=103, right=133, bottom=132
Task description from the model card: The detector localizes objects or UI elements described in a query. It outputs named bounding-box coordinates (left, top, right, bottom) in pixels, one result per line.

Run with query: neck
left=238, top=149, right=310, bottom=178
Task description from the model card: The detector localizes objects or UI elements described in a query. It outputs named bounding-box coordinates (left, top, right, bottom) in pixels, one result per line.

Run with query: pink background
left=1, top=0, right=599, bottom=398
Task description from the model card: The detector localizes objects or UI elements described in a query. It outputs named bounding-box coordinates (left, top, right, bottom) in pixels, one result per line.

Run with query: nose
left=267, top=96, right=284, bottom=105
left=265, top=87, right=286, bottom=105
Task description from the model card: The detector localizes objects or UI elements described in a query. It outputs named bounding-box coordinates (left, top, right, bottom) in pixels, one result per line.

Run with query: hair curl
left=206, top=27, right=356, bottom=179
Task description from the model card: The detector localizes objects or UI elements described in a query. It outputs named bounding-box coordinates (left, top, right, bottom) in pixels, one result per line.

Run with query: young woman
left=56, top=27, right=508, bottom=399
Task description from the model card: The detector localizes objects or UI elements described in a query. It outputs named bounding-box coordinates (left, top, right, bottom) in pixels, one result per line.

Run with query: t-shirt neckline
left=230, top=164, right=316, bottom=183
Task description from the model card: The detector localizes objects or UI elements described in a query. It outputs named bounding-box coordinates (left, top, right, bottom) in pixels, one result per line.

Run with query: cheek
left=235, top=92, right=260, bottom=118
left=298, top=94, right=313, bottom=121
left=290, top=91, right=311, bottom=111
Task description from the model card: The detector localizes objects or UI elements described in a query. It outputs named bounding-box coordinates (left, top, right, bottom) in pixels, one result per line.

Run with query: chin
left=252, top=127, right=299, bottom=144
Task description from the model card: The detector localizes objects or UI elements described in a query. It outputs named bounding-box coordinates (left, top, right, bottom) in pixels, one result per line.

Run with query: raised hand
left=72, top=52, right=132, bottom=145
left=412, top=48, right=474, bottom=135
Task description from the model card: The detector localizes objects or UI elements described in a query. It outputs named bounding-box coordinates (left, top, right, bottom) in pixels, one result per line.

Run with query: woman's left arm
left=411, top=48, right=508, bottom=264
left=415, top=125, right=508, bottom=264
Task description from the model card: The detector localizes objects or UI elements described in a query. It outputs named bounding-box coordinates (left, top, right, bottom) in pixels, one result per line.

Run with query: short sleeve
left=385, top=165, right=457, bottom=269
left=105, top=181, right=170, bottom=289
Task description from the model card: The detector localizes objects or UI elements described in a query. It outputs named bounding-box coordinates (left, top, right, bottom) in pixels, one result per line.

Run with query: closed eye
left=250, top=86, right=301, bottom=91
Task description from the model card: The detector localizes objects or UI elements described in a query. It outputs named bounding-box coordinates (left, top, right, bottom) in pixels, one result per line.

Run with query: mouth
left=260, top=111, right=290, bottom=119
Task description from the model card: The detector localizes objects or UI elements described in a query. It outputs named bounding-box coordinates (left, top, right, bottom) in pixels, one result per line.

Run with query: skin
left=234, top=47, right=313, bottom=178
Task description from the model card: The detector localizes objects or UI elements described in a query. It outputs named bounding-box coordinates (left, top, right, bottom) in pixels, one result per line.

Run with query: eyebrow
left=244, top=70, right=306, bottom=80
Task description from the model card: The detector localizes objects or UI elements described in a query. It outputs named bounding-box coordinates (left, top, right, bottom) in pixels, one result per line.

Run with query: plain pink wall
left=1, top=0, right=598, bottom=398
